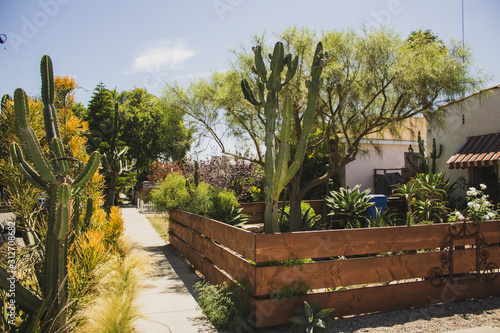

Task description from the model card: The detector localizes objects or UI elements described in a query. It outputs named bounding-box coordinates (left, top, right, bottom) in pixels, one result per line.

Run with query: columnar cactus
left=102, top=103, right=136, bottom=212
left=241, top=42, right=327, bottom=233
left=8, top=55, right=100, bottom=328
left=408, top=131, right=442, bottom=174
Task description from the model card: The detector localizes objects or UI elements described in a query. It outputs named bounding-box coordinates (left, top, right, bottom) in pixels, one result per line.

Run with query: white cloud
left=128, top=39, right=196, bottom=73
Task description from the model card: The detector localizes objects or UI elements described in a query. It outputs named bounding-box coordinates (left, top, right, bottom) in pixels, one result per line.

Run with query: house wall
left=343, top=117, right=426, bottom=193
left=427, top=86, right=500, bottom=191
left=345, top=140, right=419, bottom=193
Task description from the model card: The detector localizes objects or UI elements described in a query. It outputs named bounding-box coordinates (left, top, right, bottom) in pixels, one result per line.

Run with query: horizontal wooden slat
left=169, top=234, right=231, bottom=286
left=254, top=247, right=500, bottom=296
left=170, top=221, right=255, bottom=288
left=253, top=276, right=500, bottom=328
left=169, top=210, right=256, bottom=261
left=255, top=221, right=500, bottom=262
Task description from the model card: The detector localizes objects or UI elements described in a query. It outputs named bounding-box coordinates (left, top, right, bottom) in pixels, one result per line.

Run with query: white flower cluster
left=448, top=184, right=498, bottom=222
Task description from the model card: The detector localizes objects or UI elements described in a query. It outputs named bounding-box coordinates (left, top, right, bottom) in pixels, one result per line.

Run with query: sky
left=1, top=0, right=500, bottom=156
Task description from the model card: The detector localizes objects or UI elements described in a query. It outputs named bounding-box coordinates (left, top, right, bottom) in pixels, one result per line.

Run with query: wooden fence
left=168, top=203, right=500, bottom=328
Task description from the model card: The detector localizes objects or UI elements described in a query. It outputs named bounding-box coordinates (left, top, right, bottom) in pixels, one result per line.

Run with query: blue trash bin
left=366, top=194, right=387, bottom=220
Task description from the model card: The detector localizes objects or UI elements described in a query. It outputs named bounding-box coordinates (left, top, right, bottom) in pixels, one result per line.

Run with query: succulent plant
left=6, top=55, right=100, bottom=330
left=102, top=103, right=135, bottom=212
left=241, top=41, right=327, bottom=233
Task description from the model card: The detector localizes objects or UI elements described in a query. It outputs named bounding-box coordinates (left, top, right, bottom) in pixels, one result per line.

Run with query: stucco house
left=340, top=117, right=426, bottom=195
left=427, top=85, right=500, bottom=201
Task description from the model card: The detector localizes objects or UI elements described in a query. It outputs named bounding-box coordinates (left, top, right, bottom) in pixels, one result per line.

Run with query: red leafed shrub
left=181, top=155, right=263, bottom=203
left=146, top=161, right=183, bottom=183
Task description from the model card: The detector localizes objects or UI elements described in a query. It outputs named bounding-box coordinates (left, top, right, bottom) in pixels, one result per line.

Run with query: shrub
left=181, top=156, right=263, bottom=203
left=194, top=281, right=252, bottom=332
left=102, top=206, right=124, bottom=248
left=152, top=172, right=246, bottom=225
left=151, top=172, right=190, bottom=212
left=68, top=229, right=109, bottom=318
left=212, top=188, right=240, bottom=223
left=392, top=172, right=450, bottom=224
left=448, top=184, right=498, bottom=222
left=188, top=182, right=215, bottom=217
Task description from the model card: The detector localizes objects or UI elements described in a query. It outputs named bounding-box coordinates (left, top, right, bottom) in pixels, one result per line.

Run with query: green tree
left=84, top=81, right=117, bottom=153
left=165, top=26, right=482, bottom=231
left=118, top=88, right=193, bottom=178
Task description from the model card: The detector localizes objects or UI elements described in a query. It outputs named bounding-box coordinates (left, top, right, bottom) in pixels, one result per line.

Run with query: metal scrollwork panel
left=428, top=221, right=499, bottom=286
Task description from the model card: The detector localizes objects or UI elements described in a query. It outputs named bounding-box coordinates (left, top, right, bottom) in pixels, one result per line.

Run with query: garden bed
left=168, top=203, right=500, bottom=328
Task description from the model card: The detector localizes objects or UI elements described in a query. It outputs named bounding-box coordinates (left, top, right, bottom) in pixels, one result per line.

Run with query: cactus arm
left=1, top=94, right=12, bottom=109
left=50, top=138, right=68, bottom=175
left=10, top=143, right=49, bottom=190
left=284, top=43, right=325, bottom=185
left=283, top=55, right=299, bottom=85
left=241, top=79, right=261, bottom=106
left=41, top=55, right=60, bottom=141
left=56, top=184, right=70, bottom=240
left=253, top=46, right=267, bottom=81
left=273, top=96, right=293, bottom=197
left=117, top=146, right=129, bottom=158
left=82, top=197, right=93, bottom=231
left=41, top=55, right=54, bottom=105
left=72, top=151, right=100, bottom=188
left=0, top=265, right=43, bottom=313
left=14, top=89, right=57, bottom=184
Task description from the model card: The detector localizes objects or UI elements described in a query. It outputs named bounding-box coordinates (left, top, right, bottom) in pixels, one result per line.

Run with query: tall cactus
left=8, top=55, right=100, bottom=329
left=102, top=103, right=136, bottom=213
left=408, top=131, right=442, bottom=174
left=241, top=42, right=327, bottom=233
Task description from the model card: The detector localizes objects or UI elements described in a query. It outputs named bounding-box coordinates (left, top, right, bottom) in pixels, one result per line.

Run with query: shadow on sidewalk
left=142, top=243, right=203, bottom=300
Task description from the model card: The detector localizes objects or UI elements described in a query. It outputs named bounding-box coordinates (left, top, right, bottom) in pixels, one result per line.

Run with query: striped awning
left=447, top=133, right=500, bottom=169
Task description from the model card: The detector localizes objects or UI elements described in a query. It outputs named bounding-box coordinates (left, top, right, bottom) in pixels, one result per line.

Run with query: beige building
left=427, top=85, right=500, bottom=199
left=341, top=117, right=426, bottom=194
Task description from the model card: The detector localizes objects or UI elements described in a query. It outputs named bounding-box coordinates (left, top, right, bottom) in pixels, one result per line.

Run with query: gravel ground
left=259, top=296, right=500, bottom=333
left=328, top=296, right=500, bottom=333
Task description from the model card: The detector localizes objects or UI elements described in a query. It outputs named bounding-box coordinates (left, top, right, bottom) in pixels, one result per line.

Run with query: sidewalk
left=121, top=207, right=217, bottom=333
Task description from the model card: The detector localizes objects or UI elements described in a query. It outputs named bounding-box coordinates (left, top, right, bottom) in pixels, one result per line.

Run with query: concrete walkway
left=121, top=207, right=217, bottom=333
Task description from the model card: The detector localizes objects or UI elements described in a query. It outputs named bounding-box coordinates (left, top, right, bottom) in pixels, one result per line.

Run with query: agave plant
left=325, top=185, right=374, bottom=228
left=288, top=299, right=333, bottom=333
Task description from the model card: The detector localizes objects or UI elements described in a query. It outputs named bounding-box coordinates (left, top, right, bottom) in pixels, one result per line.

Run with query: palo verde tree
left=166, top=26, right=482, bottom=231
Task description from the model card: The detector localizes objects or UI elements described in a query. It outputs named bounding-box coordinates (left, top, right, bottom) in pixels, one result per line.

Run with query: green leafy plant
left=325, top=185, right=374, bottom=228
left=151, top=172, right=190, bottom=212
left=280, top=202, right=321, bottom=231
left=212, top=188, right=239, bottom=223
left=194, top=281, right=252, bottom=332
left=288, top=299, right=333, bottom=333
left=269, top=280, right=312, bottom=304
left=152, top=172, right=247, bottom=225
left=392, top=172, right=450, bottom=224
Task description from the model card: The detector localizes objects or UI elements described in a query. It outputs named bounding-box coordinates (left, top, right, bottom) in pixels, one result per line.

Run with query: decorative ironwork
left=428, top=221, right=498, bottom=287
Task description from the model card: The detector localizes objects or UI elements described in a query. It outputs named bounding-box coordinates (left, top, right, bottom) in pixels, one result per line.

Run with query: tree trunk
left=105, top=175, right=117, bottom=214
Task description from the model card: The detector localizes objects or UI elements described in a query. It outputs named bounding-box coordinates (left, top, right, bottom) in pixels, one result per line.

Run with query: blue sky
left=1, top=0, right=500, bottom=108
